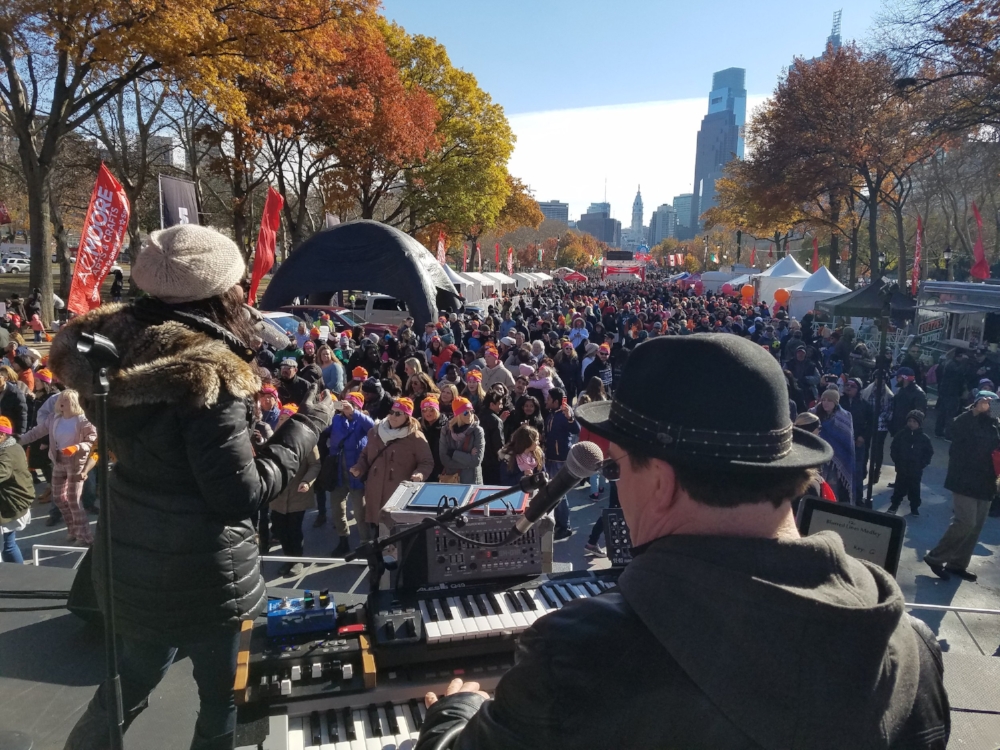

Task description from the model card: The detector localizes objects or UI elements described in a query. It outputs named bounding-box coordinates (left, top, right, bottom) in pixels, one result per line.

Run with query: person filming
left=51, top=225, right=335, bottom=750
left=415, top=335, right=949, bottom=750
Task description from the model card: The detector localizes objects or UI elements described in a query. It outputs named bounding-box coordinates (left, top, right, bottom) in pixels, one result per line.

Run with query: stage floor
left=2, top=563, right=998, bottom=749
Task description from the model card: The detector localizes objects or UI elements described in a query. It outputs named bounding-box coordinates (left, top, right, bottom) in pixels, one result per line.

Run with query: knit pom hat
left=352, top=367, right=368, bottom=380
left=132, top=225, right=245, bottom=304
left=259, top=385, right=278, bottom=398
left=906, top=410, right=925, bottom=425
left=392, top=397, right=414, bottom=416
left=466, top=369, right=483, bottom=382
left=820, top=388, right=841, bottom=405
left=0, top=416, right=11, bottom=435
left=344, top=392, right=365, bottom=409
left=280, top=404, right=299, bottom=417
left=452, top=396, right=473, bottom=416
left=421, top=396, right=440, bottom=412
left=36, top=368, right=53, bottom=384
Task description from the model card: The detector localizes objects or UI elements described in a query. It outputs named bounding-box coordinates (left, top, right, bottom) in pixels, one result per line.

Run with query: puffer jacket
left=439, top=418, right=485, bottom=484
left=49, top=302, right=319, bottom=644
left=414, top=533, right=949, bottom=750
left=945, top=409, right=1000, bottom=501
left=353, top=419, right=434, bottom=523
left=270, top=446, right=321, bottom=514
left=323, top=411, right=374, bottom=491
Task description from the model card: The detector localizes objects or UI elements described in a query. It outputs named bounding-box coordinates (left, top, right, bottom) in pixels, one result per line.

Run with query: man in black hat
left=415, top=335, right=948, bottom=750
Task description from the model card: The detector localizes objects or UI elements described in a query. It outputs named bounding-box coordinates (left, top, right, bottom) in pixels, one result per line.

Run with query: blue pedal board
left=267, top=590, right=337, bottom=637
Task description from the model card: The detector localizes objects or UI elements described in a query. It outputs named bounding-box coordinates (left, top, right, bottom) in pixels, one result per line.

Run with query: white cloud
left=508, top=95, right=768, bottom=226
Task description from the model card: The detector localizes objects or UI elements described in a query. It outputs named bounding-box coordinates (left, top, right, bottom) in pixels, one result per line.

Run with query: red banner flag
left=812, top=236, right=820, bottom=272
left=507, top=246, right=514, bottom=275
left=768, top=243, right=774, bottom=259
left=462, top=243, right=468, bottom=272
left=0, top=201, right=10, bottom=225
left=912, top=214, right=923, bottom=296
left=437, top=231, right=447, bottom=264
left=971, top=202, right=990, bottom=280
left=248, top=186, right=283, bottom=306
left=749, top=246, right=756, bottom=266
left=668, top=255, right=675, bottom=267
left=67, top=164, right=130, bottom=315
left=495, top=242, right=500, bottom=267
left=476, top=242, right=481, bottom=272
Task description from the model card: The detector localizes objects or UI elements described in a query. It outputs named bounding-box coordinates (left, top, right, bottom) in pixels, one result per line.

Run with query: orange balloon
left=741, top=284, right=755, bottom=298
left=774, top=288, right=790, bottom=304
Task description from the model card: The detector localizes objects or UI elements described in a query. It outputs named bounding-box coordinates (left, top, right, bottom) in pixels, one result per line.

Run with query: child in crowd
left=888, top=410, right=934, bottom=516
left=500, top=424, right=545, bottom=483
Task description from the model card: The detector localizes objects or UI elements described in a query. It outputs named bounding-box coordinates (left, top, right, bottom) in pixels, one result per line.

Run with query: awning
left=920, top=301, right=998, bottom=315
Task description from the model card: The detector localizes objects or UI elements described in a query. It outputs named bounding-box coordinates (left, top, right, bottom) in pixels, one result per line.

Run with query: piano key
left=504, top=590, right=522, bottom=612
left=416, top=600, right=442, bottom=643
left=517, top=589, right=538, bottom=611
left=475, top=593, right=505, bottom=632
left=430, top=599, right=455, bottom=641
left=555, top=583, right=576, bottom=602
left=288, top=717, right=305, bottom=750
left=584, top=581, right=602, bottom=597
left=393, top=703, right=414, bottom=749
left=384, top=703, right=400, bottom=735
left=323, top=709, right=340, bottom=746
left=376, top=706, right=396, bottom=749
left=350, top=709, right=367, bottom=750
left=568, top=582, right=590, bottom=600
left=434, top=597, right=454, bottom=620
left=490, top=592, right=524, bottom=631
left=310, top=712, right=323, bottom=747
left=462, top=595, right=490, bottom=637
left=407, top=698, right=424, bottom=731
left=539, top=586, right=562, bottom=609
left=444, top=597, right=469, bottom=639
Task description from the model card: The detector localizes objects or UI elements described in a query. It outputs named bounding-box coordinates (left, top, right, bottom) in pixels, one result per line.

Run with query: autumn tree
left=0, top=0, right=375, bottom=321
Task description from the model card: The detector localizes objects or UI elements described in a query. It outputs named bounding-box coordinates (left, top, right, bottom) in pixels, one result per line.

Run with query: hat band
left=610, top=400, right=794, bottom=462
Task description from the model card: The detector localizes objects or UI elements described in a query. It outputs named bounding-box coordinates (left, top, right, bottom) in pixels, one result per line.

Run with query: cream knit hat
left=132, top=225, right=245, bottom=304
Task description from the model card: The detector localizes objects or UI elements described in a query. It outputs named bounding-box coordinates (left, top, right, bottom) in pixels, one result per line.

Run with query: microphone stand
left=77, top=333, right=124, bottom=750
left=345, top=474, right=547, bottom=594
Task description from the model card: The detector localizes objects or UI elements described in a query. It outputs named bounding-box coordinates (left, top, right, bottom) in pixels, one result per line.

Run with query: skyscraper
left=690, top=68, right=746, bottom=233
left=537, top=200, right=569, bottom=223
left=631, top=187, right=643, bottom=234
left=673, top=194, right=694, bottom=239
left=649, top=204, right=677, bottom=245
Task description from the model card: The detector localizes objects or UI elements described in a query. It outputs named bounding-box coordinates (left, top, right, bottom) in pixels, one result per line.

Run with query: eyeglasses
left=390, top=410, right=406, bottom=417
left=599, top=453, right=628, bottom=481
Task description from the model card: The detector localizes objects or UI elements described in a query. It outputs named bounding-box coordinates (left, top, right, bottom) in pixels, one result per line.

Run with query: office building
left=690, top=68, right=746, bottom=233
left=578, top=208, right=621, bottom=247
left=537, top=200, right=569, bottom=224
left=587, top=202, right=611, bottom=215
left=649, top=204, right=677, bottom=245
left=672, top=193, right=694, bottom=240
left=148, top=135, right=175, bottom=167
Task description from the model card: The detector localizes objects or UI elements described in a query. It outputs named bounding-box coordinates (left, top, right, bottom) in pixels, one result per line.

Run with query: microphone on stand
left=505, top=441, right=605, bottom=542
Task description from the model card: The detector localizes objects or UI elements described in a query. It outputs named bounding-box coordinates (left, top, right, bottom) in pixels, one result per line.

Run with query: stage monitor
left=796, top=498, right=907, bottom=576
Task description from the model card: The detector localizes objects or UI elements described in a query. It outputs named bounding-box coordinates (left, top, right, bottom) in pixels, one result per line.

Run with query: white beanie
left=132, top=225, right=245, bottom=304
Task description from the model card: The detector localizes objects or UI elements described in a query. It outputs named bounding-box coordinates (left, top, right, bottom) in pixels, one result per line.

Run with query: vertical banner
left=462, top=243, right=468, bottom=272
left=971, top=202, right=990, bottom=280
left=749, top=246, right=756, bottom=266
left=0, top=201, right=11, bottom=225
left=436, top=231, right=447, bottom=264
left=668, top=255, right=675, bottom=268
left=912, top=214, right=923, bottom=296
left=812, top=236, right=820, bottom=272
left=507, top=246, right=513, bottom=276
left=248, top=186, right=284, bottom=306
left=537, top=244, right=543, bottom=263
left=68, top=163, right=130, bottom=315
left=476, top=242, right=481, bottom=272
left=768, top=243, right=774, bottom=259
left=494, top=242, right=500, bottom=268
left=159, top=174, right=200, bottom=228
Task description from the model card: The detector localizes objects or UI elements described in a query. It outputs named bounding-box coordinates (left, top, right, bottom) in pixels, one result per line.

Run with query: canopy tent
left=753, top=255, right=811, bottom=304
left=564, top=271, right=588, bottom=283
left=553, top=266, right=576, bottom=279
left=788, top=267, right=851, bottom=319
left=483, top=271, right=517, bottom=291
left=816, top=279, right=916, bottom=320
left=727, top=274, right=751, bottom=288
left=462, top=272, right=497, bottom=298
left=513, top=272, right=537, bottom=290
left=260, top=220, right=461, bottom=327
left=442, top=264, right=473, bottom=300
left=455, top=272, right=482, bottom=302
left=531, top=272, right=554, bottom=284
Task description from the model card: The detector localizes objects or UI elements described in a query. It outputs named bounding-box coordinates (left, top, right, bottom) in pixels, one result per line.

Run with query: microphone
left=506, top=441, right=605, bottom=541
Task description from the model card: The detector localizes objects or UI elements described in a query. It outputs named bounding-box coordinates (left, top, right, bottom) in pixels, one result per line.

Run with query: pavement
left=18, top=405, right=1000, bottom=657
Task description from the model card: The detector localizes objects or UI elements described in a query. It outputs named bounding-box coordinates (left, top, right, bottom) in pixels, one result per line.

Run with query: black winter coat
left=842, top=394, right=874, bottom=443
left=945, top=410, right=1000, bottom=501
left=889, top=383, right=927, bottom=434
left=415, top=533, right=949, bottom=750
left=890, top=427, right=934, bottom=476
left=478, top=409, right=505, bottom=485
left=419, top=414, right=448, bottom=482
left=0, top=381, right=27, bottom=437
left=50, top=304, right=319, bottom=644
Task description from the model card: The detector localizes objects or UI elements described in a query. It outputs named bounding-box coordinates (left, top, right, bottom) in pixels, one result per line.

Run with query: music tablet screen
left=406, top=483, right=470, bottom=510
left=807, top=509, right=893, bottom=568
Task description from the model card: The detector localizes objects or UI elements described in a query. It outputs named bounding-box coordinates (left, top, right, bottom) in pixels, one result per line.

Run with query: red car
left=279, top=305, right=398, bottom=337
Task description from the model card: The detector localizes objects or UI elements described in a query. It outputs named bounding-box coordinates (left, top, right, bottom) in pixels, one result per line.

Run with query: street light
left=943, top=245, right=952, bottom=279
left=878, top=250, right=886, bottom=276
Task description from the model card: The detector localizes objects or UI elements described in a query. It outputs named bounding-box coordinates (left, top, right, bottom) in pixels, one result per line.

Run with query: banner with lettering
left=159, top=174, right=199, bottom=228
left=68, top=163, right=130, bottom=315
left=436, top=231, right=446, bottom=264
left=506, top=246, right=513, bottom=275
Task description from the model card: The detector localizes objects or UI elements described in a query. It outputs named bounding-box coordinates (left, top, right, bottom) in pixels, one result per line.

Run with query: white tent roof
left=754, top=255, right=810, bottom=279
left=442, top=264, right=468, bottom=286
left=729, top=274, right=751, bottom=287
left=483, top=271, right=516, bottom=285
left=513, top=272, right=537, bottom=287
left=532, top=272, right=553, bottom=281
left=796, top=266, right=851, bottom=293
left=463, top=272, right=496, bottom=287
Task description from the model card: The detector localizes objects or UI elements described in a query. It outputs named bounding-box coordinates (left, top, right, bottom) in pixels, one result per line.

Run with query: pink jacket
left=21, top=412, right=97, bottom=471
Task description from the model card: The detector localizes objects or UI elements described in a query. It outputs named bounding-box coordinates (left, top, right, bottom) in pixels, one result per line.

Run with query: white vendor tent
left=530, top=272, right=554, bottom=285
left=455, top=272, right=482, bottom=302
left=701, top=270, right=742, bottom=293
left=788, top=267, right=851, bottom=319
left=513, top=272, right=537, bottom=290
left=442, top=264, right=474, bottom=299
left=463, top=272, right=497, bottom=298
left=754, top=255, right=811, bottom=303
left=483, top=271, right=517, bottom=293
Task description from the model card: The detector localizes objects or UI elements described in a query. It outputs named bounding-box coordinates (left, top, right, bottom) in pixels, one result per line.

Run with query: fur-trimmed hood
left=50, top=303, right=260, bottom=410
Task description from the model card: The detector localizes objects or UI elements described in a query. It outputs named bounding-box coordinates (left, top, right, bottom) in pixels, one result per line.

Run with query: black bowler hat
left=576, top=335, right=832, bottom=471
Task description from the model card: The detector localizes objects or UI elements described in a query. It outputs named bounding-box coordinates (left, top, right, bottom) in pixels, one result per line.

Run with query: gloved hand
left=294, top=384, right=337, bottom=433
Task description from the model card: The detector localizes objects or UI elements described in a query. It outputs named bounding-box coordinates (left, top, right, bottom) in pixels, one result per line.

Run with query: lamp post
left=878, top=250, right=887, bottom=278
left=943, top=245, right=952, bottom=280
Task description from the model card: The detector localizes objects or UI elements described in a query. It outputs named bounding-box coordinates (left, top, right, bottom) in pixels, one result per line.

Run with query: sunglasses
left=599, top=454, right=626, bottom=481
left=390, top=410, right=407, bottom=417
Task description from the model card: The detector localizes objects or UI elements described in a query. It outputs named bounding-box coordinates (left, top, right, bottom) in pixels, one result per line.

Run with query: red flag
left=462, top=243, right=468, bottom=272
left=912, top=214, right=923, bottom=296
left=507, top=246, right=514, bottom=275
left=812, top=236, right=820, bottom=272
left=768, top=243, right=774, bottom=259
left=668, top=255, right=675, bottom=267
left=495, top=242, right=500, bottom=267
left=749, top=246, right=756, bottom=266
left=248, top=186, right=283, bottom=306
left=0, top=201, right=10, bottom=225
left=68, top=163, right=130, bottom=315
left=436, top=231, right=447, bottom=264
left=476, top=242, right=481, bottom=272
left=971, top=202, right=990, bottom=280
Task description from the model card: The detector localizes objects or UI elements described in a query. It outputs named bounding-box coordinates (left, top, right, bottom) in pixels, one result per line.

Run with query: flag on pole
left=668, top=255, right=675, bottom=267
left=68, top=163, right=131, bottom=315
left=709, top=253, right=718, bottom=264
left=912, top=214, right=923, bottom=296
left=495, top=242, right=500, bottom=268
left=537, top=244, right=543, bottom=263
left=749, top=246, right=756, bottom=266
left=476, top=242, right=481, bottom=272
left=437, top=231, right=446, bottom=264
left=768, top=243, right=774, bottom=259
left=971, top=202, right=990, bottom=280
left=462, top=243, right=468, bottom=272
left=0, top=201, right=10, bottom=225
left=812, top=236, right=820, bottom=272
left=507, top=246, right=514, bottom=275
left=248, top=186, right=283, bottom=306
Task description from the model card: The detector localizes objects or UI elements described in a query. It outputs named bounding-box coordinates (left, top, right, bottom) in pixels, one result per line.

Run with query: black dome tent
left=260, top=220, right=463, bottom=326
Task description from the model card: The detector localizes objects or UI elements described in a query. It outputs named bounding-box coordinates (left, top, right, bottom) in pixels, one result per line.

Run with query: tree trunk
left=849, top=226, right=859, bottom=289
left=828, top=198, right=841, bottom=270
left=48, top=193, right=73, bottom=299
left=894, top=202, right=907, bottom=288
left=866, top=184, right=879, bottom=280
left=25, top=169, right=55, bottom=324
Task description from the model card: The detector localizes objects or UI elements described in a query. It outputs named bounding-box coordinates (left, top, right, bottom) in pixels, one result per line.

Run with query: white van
left=362, top=294, right=410, bottom=328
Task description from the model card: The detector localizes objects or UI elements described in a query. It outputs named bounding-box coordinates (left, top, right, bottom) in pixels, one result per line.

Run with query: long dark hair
left=173, top=285, right=257, bottom=348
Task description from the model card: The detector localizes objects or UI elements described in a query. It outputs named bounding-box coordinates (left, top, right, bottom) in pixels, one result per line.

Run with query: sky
left=381, top=0, right=880, bottom=223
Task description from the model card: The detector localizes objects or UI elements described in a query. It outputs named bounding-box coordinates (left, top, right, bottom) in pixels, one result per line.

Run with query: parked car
left=279, top=305, right=396, bottom=336
left=2, top=258, right=30, bottom=274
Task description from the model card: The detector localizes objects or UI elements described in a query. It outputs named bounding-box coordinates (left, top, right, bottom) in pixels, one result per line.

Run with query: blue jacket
left=544, top=409, right=580, bottom=463
left=322, top=411, right=374, bottom=490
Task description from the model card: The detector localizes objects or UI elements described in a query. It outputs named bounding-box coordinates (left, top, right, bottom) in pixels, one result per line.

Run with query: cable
left=0, top=605, right=68, bottom=612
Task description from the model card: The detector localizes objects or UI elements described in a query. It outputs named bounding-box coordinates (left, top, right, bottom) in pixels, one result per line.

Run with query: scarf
left=813, top=405, right=856, bottom=503
left=516, top=452, right=538, bottom=475
left=377, top=419, right=410, bottom=445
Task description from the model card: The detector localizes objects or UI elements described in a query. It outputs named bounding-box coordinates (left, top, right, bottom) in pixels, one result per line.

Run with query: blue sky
left=381, top=0, right=879, bottom=222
